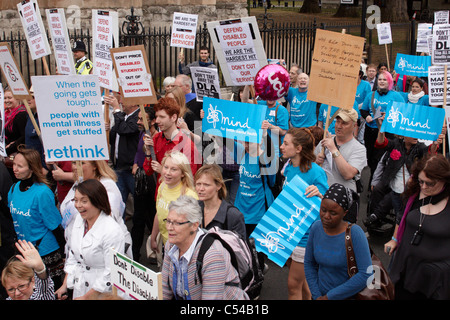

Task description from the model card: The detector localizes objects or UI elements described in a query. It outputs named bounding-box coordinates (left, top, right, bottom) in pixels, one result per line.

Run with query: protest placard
left=394, top=53, right=431, bottom=77
left=377, top=22, right=393, bottom=45
left=250, top=175, right=321, bottom=267
left=17, top=0, right=51, bottom=61
left=435, top=11, right=450, bottom=25
left=429, top=66, right=450, bottom=105
left=381, top=101, right=445, bottom=141
left=0, top=85, right=5, bottom=157
left=110, top=249, right=162, bottom=300
left=92, top=9, right=119, bottom=92
left=207, top=16, right=267, bottom=86
left=432, top=24, right=450, bottom=65
left=308, top=29, right=364, bottom=110
left=170, top=12, right=198, bottom=49
left=417, top=23, right=433, bottom=54
left=110, top=45, right=158, bottom=105
left=31, top=75, right=109, bottom=162
left=202, top=97, right=267, bottom=144
left=45, top=8, right=76, bottom=75
left=190, top=66, right=221, bottom=102
left=0, top=43, right=31, bottom=100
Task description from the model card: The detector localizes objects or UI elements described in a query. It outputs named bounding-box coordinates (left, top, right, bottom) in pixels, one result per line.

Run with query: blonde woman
left=149, top=150, right=198, bottom=253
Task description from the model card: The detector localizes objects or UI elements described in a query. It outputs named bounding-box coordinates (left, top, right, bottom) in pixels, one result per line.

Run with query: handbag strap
left=345, top=224, right=358, bottom=278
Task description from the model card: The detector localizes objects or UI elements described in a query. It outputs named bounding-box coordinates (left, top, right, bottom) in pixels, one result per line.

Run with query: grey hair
left=162, top=76, right=176, bottom=87
left=291, top=64, right=302, bottom=74
left=168, top=195, right=202, bottom=225
left=176, top=74, right=192, bottom=88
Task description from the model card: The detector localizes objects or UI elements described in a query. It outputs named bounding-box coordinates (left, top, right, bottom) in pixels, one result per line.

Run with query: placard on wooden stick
left=110, top=45, right=158, bottom=105
left=0, top=42, right=31, bottom=100
left=308, top=29, right=364, bottom=110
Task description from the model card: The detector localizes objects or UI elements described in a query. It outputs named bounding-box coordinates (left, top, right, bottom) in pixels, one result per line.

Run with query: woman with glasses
left=161, top=195, right=248, bottom=300
left=2, top=240, right=55, bottom=300
left=56, top=179, right=125, bottom=300
left=386, top=154, right=450, bottom=300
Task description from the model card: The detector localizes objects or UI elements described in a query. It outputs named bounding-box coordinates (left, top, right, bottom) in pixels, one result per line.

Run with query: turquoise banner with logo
left=381, top=101, right=445, bottom=141
left=202, top=96, right=267, bottom=143
left=394, top=53, right=431, bottom=77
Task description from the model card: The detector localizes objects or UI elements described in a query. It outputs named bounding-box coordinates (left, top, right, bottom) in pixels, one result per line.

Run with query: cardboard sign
left=31, top=75, right=109, bottom=161
left=190, top=66, right=221, bottom=102
left=428, top=66, right=450, bottom=105
left=0, top=42, right=31, bottom=100
left=417, top=23, right=433, bottom=54
left=377, top=22, right=393, bottom=45
left=0, top=84, right=5, bottom=157
left=250, top=175, right=321, bottom=268
left=45, top=8, right=76, bottom=75
left=110, top=45, right=158, bottom=105
left=308, top=29, right=364, bottom=110
left=110, top=249, right=162, bottom=300
left=170, top=12, right=198, bottom=49
left=92, top=9, right=119, bottom=91
left=381, top=101, right=445, bottom=141
left=394, top=53, right=431, bottom=77
left=17, top=0, right=51, bottom=60
left=207, top=16, right=267, bottom=86
left=432, top=24, right=450, bottom=65
left=202, top=97, right=267, bottom=144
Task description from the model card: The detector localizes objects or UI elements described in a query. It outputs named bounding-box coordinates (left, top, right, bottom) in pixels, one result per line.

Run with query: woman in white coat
left=56, top=179, right=125, bottom=300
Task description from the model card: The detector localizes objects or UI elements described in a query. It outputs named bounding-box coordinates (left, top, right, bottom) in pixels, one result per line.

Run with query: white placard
left=377, top=22, right=393, bottom=45
left=17, top=0, right=51, bottom=60
left=170, top=12, right=198, bottom=49
left=0, top=85, right=6, bottom=157
left=432, top=24, right=450, bottom=65
left=207, top=16, right=267, bottom=86
left=429, top=66, right=450, bottom=105
left=110, top=248, right=162, bottom=300
left=417, top=23, right=433, bottom=54
left=46, top=8, right=76, bottom=75
left=0, top=42, right=31, bottom=100
left=435, top=11, right=450, bottom=25
left=31, top=75, right=109, bottom=162
left=92, top=9, right=119, bottom=92
left=190, top=66, right=221, bottom=102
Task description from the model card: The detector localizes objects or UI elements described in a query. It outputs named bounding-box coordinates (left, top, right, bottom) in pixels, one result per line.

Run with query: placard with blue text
left=31, top=75, right=109, bottom=162
left=202, top=96, right=267, bottom=143
left=394, top=53, right=431, bottom=77
left=250, top=175, right=321, bottom=267
left=381, top=101, right=445, bottom=141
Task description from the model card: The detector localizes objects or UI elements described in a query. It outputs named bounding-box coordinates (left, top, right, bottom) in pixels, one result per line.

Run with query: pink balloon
left=254, top=64, right=290, bottom=101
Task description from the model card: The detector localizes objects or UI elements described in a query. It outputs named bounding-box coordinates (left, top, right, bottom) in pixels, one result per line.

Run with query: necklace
left=411, top=196, right=432, bottom=246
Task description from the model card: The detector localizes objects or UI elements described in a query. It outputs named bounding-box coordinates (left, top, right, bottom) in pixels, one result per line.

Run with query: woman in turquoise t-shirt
left=8, top=146, right=65, bottom=289
left=280, top=127, right=329, bottom=300
left=400, top=77, right=430, bottom=106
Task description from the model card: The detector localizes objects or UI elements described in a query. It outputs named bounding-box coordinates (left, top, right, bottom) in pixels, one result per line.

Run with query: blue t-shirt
left=283, top=162, right=329, bottom=247
left=355, top=80, right=372, bottom=105
left=400, top=92, right=430, bottom=106
left=258, top=100, right=290, bottom=152
left=8, top=182, right=62, bottom=256
left=304, top=221, right=372, bottom=300
left=234, top=142, right=274, bottom=225
left=361, top=90, right=404, bottom=129
left=287, top=88, right=317, bottom=128
left=318, top=101, right=361, bottom=134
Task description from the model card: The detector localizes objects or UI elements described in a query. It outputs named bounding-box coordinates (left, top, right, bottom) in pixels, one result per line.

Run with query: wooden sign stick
left=104, top=88, right=111, bottom=148
left=42, top=56, right=51, bottom=76
left=385, top=44, right=390, bottom=71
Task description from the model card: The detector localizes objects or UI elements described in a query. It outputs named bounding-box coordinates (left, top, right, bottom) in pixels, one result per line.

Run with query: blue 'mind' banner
left=250, top=175, right=321, bottom=267
left=381, top=101, right=445, bottom=141
left=394, top=53, right=431, bottom=77
left=202, top=96, right=267, bottom=143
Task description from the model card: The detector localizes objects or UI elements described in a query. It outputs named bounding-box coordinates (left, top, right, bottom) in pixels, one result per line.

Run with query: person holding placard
left=318, top=101, right=361, bottom=136
left=280, top=127, right=329, bottom=300
left=400, top=77, right=430, bottom=106
left=57, top=179, right=125, bottom=300
left=286, top=73, right=318, bottom=129
left=360, top=71, right=404, bottom=181
left=178, top=46, right=216, bottom=79
left=72, top=41, right=93, bottom=75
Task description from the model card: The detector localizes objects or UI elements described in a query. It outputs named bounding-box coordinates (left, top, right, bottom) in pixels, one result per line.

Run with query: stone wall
left=0, top=0, right=248, bottom=34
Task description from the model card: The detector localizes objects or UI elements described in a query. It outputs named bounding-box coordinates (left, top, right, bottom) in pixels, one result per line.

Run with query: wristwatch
left=332, top=150, right=341, bottom=158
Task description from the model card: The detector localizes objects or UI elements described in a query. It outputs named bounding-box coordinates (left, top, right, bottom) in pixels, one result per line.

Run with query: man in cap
left=315, top=108, right=367, bottom=222
left=72, top=41, right=93, bottom=75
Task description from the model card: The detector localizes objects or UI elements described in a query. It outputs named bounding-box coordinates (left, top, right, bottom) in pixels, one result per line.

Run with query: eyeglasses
left=418, top=179, right=437, bottom=187
left=6, top=280, right=31, bottom=295
left=163, top=219, right=190, bottom=227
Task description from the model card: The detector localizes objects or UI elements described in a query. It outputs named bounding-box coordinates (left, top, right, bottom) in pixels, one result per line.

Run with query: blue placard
left=394, top=53, right=431, bottom=77
left=249, top=175, right=321, bottom=268
left=202, top=97, right=267, bottom=143
left=381, top=101, right=445, bottom=141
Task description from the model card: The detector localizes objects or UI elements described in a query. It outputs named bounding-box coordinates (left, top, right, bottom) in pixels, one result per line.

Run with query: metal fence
left=0, top=17, right=416, bottom=93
